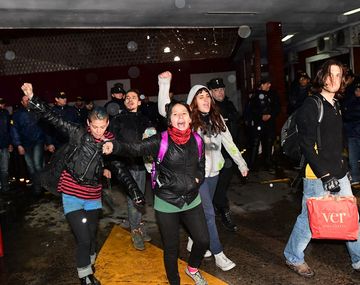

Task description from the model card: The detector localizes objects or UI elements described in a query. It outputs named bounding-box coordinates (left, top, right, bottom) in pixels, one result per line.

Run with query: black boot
left=220, top=209, right=238, bottom=232
left=80, top=274, right=101, bottom=285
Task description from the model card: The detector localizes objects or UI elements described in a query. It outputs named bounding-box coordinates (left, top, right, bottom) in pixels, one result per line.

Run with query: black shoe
left=80, top=274, right=101, bottom=285
left=221, top=210, right=238, bottom=232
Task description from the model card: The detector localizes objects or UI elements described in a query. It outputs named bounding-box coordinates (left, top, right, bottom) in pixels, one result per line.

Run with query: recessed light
left=343, top=8, right=360, bottom=16
left=281, top=34, right=294, bottom=42
left=164, top=47, right=171, bottom=53
left=174, top=56, right=180, bottom=61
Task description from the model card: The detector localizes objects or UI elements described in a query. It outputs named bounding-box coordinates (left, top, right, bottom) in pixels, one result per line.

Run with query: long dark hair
left=312, top=59, right=346, bottom=93
left=189, top=87, right=226, bottom=135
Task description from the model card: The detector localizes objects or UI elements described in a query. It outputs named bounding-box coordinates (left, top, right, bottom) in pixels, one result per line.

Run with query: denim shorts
left=62, top=193, right=102, bottom=215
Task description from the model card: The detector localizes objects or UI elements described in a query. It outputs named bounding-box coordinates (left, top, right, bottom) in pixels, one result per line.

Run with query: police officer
left=104, top=83, right=126, bottom=118
left=207, top=77, right=241, bottom=232
left=248, top=77, right=280, bottom=170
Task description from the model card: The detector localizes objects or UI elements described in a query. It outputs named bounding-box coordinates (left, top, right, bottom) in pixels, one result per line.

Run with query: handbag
left=306, top=195, right=359, bottom=240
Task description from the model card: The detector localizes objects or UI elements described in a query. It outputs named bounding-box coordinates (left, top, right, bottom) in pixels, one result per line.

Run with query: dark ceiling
left=0, top=0, right=359, bottom=64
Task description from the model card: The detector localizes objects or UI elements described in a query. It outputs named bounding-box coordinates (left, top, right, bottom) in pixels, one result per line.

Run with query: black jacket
left=109, top=110, right=151, bottom=170
left=29, top=96, right=142, bottom=200
left=296, top=94, right=347, bottom=179
left=113, top=132, right=205, bottom=208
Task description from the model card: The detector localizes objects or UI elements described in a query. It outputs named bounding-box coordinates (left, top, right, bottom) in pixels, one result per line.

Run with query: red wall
left=0, top=58, right=238, bottom=106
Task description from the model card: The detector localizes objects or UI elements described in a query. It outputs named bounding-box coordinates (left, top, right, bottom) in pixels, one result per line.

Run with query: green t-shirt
left=154, top=194, right=201, bottom=213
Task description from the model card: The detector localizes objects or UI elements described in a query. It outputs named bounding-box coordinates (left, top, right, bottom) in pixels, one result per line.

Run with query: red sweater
left=57, top=130, right=114, bottom=200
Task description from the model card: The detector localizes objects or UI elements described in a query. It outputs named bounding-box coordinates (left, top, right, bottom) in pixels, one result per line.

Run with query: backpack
left=151, top=131, right=203, bottom=189
left=281, top=95, right=324, bottom=162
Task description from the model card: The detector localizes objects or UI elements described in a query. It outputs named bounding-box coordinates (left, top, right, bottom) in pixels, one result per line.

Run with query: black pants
left=155, top=204, right=209, bottom=285
left=213, top=161, right=233, bottom=211
left=66, top=209, right=100, bottom=268
left=249, top=127, right=275, bottom=169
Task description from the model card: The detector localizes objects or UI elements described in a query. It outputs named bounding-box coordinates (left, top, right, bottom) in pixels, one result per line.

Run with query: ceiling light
left=163, top=47, right=171, bottom=53
left=194, top=51, right=200, bottom=55
left=343, top=8, right=360, bottom=16
left=323, top=36, right=330, bottom=41
left=281, top=34, right=294, bottom=42
left=174, top=56, right=180, bottom=61
left=146, top=35, right=150, bottom=40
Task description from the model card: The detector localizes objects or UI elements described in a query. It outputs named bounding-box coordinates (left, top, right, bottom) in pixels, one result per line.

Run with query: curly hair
left=189, top=87, right=226, bottom=135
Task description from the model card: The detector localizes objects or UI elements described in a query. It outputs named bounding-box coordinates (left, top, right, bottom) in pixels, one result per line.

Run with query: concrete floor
left=1, top=168, right=360, bottom=285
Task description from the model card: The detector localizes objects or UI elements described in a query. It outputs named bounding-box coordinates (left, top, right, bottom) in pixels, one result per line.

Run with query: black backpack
left=281, top=95, right=324, bottom=162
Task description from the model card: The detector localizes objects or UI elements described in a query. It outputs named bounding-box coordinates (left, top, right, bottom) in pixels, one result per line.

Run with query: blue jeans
left=24, top=143, right=44, bottom=176
left=348, top=137, right=360, bottom=182
left=199, top=175, right=223, bottom=254
left=0, top=148, right=10, bottom=191
left=127, top=169, right=146, bottom=231
left=284, top=175, right=360, bottom=269
left=24, top=143, right=44, bottom=193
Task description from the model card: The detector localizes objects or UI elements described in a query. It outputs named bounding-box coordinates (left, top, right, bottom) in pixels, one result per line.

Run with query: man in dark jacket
left=248, top=77, right=280, bottom=170
left=109, top=89, right=153, bottom=251
left=104, top=83, right=126, bottom=118
left=207, top=77, right=240, bottom=232
left=0, top=98, right=12, bottom=192
left=342, top=82, right=360, bottom=185
left=284, top=59, right=360, bottom=278
left=48, top=91, right=80, bottom=151
left=11, top=94, right=50, bottom=195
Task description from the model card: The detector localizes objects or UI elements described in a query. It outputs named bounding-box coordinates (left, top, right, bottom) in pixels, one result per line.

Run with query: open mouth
left=177, top=121, right=186, bottom=129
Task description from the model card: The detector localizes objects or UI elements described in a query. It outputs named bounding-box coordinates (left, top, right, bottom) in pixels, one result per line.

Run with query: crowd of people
left=0, top=59, right=360, bottom=284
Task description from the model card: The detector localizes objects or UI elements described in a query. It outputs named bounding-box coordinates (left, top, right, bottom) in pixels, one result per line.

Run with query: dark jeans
left=213, top=160, right=233, bottom=211
left=24, top=143, right=44, bottom=193
left=156, top=204, right=209, bottom=285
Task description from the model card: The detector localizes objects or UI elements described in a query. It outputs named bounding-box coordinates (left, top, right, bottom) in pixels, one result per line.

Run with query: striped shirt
left=57, top=130, right=114, bottom=200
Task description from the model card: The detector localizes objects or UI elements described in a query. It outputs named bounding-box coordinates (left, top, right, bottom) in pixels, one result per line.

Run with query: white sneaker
left=187, top=237, right=212, bottom=258
left=214, top=251, right=236, bottom=271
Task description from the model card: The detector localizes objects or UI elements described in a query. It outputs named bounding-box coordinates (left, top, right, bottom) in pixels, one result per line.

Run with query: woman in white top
left=158, top=71, right=248, bottom=271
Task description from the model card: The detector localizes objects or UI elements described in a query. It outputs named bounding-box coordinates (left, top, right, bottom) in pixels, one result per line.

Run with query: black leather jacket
left=112, top=132, right=205, bottom=208
left=29, top=96, right=143, bottom=201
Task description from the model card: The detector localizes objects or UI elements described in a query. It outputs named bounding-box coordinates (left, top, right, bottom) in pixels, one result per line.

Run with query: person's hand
left=321, top=176, right=340, bottom=193
left=103, top=169, right=111, bottom=179
left=102, top=142, right=113, bottom=155
left=241, top=169, right=249, bottom=177
left=17, top=145, right=25, bottom=155
left=47, top=144, right=56, bottom=153
left=159, top=71, right=172, bottom=80
left=21, top=83, right=34, bottom=100
left=133, top=196, right=146, bottom=209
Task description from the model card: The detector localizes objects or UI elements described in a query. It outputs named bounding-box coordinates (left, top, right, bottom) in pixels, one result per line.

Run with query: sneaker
left=185, top=267, right=208, bottom=285
left=80, top=274, right=101, bottom=285
left=139, top=222, right=152, bottom=242
left=285, top=260, right=315, bottom=278
left=220, top=210, right=238, bottom=232
left=214, top=251, right=236, bottom=271
left=131, top=229, right=145, bottom=250
left=187, top=237, right=212, bottom=258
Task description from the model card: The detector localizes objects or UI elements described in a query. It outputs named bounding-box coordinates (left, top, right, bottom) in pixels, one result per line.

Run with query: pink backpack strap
left=192, top=132, right=203, bottom=160
left=151, top=131, right=168, bottom=189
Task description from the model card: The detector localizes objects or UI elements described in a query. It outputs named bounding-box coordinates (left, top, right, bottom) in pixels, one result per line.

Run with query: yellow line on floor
left=95, top=225, right=228, bottom=284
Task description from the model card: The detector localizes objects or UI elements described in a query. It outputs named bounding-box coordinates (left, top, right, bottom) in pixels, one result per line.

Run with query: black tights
left=156, top=204, right=209, bottom=285
left=66, top=209, right=100, bottom=268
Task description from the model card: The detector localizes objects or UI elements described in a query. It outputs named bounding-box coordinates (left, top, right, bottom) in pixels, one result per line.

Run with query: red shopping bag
left=306, top=195, right=359, bottom=240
